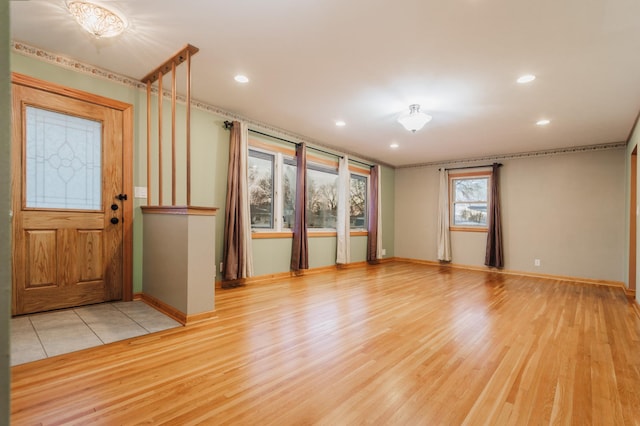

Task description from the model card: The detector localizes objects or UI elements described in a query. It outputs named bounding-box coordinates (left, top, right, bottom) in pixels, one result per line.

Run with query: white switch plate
left=134, top=186, right=148, bottom=199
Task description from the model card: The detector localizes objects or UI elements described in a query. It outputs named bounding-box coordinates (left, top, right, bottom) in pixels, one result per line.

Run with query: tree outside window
left=249, top=145, right=370, bottom=233
left=248, top=150, right=274, bottom=228
left=282, top=160, right=296, bottom=229
left=450, top=173, right=490, bottom=230
left=307, top=166, right=338, bottom=229
left=350, top=174, right=367, bottom=228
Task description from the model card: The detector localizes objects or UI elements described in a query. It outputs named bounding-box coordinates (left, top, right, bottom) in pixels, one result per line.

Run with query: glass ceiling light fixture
left=398, top=104, right=432, bottom=133
left=67, top=1, right=127, bottom=38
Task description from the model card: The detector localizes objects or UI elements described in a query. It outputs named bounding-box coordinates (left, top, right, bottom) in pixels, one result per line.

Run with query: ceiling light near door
left=536, top=119, right=551, bottom=126
left=234, top=75, right=250, bottom=83
left=66, top=1, right=127, bottom=38
left=398, top=104, right=432, bottom=133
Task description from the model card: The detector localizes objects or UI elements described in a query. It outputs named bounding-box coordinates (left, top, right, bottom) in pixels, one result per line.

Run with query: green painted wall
left=252, top=239, right=293, bottom=275
left=351, top=236, right=368, bottom=262
left=11, top=52, right=230, bottom=293
left=1, top=0, right=12, bottom=420
left=308, top=237, right=338, bottom=268
left=10, top=50, right=396, bottom=297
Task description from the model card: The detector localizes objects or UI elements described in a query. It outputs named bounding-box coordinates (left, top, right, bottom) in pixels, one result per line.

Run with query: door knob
left=116, top=194, right=128, bottom=201
left=110, top=217, right=119, bottom=225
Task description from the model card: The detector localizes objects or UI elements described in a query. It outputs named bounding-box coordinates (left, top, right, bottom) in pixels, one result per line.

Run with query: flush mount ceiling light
left=398, top=104, right=432, bottom=133
left=536, top=119, right=551, bottom=126
left=234, top=75, right=249, bottom=83
left=335, top=120, right=346, bottom=127
left=66, top=1, right=127, bottom=38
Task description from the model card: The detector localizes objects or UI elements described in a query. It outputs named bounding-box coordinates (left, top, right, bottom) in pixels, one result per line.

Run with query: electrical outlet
left=534, top=259, right=541, bottom=267
left=381, top=248, right=386, bottom=256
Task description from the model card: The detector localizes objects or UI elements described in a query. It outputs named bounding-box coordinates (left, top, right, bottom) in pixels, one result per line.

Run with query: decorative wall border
left=399, top=141, right=627, bottom=169
left=11, top=41, right=383, bottom=167
left=11, top=41, right=626, bottom=170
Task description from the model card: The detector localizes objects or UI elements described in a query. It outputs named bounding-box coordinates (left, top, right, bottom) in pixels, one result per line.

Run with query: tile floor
left=11, top=301, right=182, bottom=366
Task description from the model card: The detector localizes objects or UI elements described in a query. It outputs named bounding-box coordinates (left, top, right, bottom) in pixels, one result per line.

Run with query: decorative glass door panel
left=25, top=106, right=102, bottom=210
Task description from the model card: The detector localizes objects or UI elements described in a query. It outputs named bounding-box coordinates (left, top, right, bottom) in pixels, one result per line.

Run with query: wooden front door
left=11, top=74, right=133, bottom=315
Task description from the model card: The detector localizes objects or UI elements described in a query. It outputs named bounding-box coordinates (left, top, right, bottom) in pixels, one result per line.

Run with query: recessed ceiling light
left=390, top=143, right=399, bottom=149
left=234, top=75, right=249, bottom=83
left=517, top=74, right=536, bottom=84
left=536, top=119, right=550, bottom=126
left=335, top=120, right=346, bottom=127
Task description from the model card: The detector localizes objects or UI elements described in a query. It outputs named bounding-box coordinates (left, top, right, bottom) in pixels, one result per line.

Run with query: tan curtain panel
left=437, top=169, right=452, bottom=261
left=336, top=155, right=351, bottom=265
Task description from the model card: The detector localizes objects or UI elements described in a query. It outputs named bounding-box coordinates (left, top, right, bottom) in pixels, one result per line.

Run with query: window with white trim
left=248, top=150, right=274, bottom=228
left=350, top=173, right=367, bottom=229
left=307, top=164, right=338, bottom=229
left=450, top=172, right=490, bottom=230
left=282, top=158, right=296, bottom=229
left=248, top=144, right=369, bottom=233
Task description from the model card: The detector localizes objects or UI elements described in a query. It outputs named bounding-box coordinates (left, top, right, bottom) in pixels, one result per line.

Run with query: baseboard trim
left=215, top=256, right=627, bottom=296
left=134, top=293, right=216, bottom=325
left=393, top=257, right=626, bottom=290
left=216, top=259, right=387, bottom=288
left=337, top=261, right=368, bottom=270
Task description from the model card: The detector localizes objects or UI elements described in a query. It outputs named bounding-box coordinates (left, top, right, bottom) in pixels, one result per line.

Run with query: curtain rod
left=440, top=163, right=502, bottom=171
left=224, top=121, right=373, bottom=168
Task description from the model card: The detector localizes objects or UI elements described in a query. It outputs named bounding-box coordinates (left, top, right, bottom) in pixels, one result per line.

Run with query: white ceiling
left=10, top=0, right=640, bottom=167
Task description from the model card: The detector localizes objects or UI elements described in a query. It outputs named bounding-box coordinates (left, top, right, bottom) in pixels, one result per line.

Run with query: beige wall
left=395, top=147, right=626, bottom=282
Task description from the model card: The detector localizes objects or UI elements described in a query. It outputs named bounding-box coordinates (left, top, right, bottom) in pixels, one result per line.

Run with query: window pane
left=282, top=160, right=296, bottom=229
left=248, top=151, right=274, bottom=228
left=350, top=174, right=367, bottom=228
left=454, top=178, right=487, bottom=202
left=25, top=106, right=102, bottom=210
left=453, top=203, right=487, bottom=226
left=307, top=166, right=338, bottom=229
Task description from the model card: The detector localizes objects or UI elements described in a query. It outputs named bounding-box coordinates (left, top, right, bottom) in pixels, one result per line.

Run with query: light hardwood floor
left=10, top=262, right=640, bottom=425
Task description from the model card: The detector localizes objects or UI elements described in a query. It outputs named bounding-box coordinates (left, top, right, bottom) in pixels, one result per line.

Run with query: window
left=282, top=159, right=296, bottom=229
left=450, top=172, right=490, bottom=230
left=248, top=150, right=274, bottom=228
left=248, top=141, right=370, bottom=234
left=350, top=174, right=367, bottom=229
left=307, top=165, right=338, bottom=229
